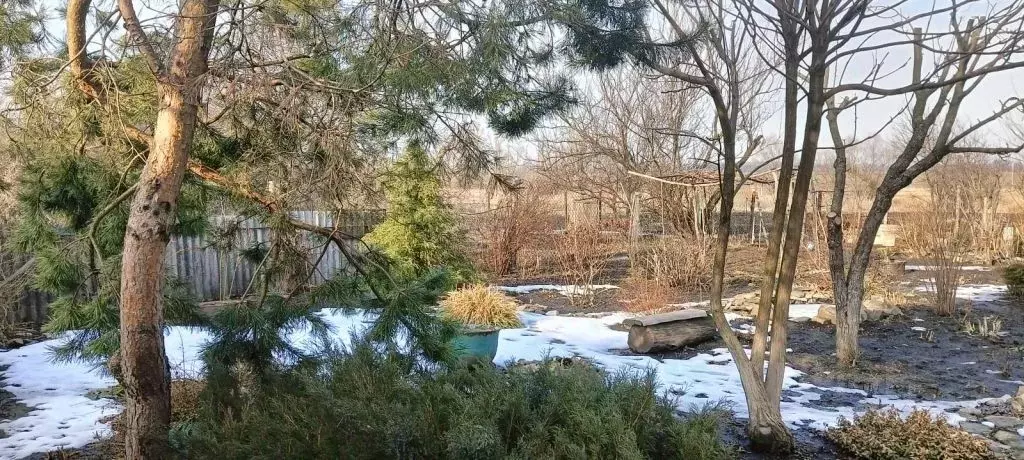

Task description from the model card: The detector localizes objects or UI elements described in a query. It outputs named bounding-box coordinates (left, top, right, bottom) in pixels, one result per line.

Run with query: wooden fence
left=8, top=210, right=385, bottom=326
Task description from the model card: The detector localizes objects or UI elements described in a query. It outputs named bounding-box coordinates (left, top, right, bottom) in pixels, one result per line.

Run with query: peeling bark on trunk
left=120, top=86, right=196, bottom=458
left=116, top=0, right=219, bottom=458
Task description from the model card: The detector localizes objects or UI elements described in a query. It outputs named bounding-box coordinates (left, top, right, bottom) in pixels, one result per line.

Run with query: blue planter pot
left=452, top=328, right=500, bottom=361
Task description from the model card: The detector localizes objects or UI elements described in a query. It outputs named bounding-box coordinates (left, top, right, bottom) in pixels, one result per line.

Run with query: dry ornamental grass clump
left=440, top=285, right=522, bottom=329
left=826, top=409, right=993, bottom=460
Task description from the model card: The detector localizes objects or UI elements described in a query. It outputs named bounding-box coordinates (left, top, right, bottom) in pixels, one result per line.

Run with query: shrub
left=555, top=223, right=610, bottom=308
left=440, top=284, right=522, bottom=329
left=476, top=188, right=555, bottom=278
left=101, top=379, right=210, bottom=458
left=826, top=409, right=992, bottom=460
left=1005, top=263, right=1024, bottom=298
left=617, top=277, right=673, bottom=313
left=171, top=379, right=205, bottom=422
left=187, top=346, right=732, bottom=459
left=365, top=143, right=475, bottom=285
left=632, top=237, right=712, bottom=293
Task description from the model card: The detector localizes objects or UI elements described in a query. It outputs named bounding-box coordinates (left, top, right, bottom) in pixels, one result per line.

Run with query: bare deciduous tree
left=824, top=3, right=1024, bottom=366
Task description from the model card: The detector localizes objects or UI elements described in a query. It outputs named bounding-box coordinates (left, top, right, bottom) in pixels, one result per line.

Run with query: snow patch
left=0, top=308, right=1001, bottom=457
left=788, top=304, right=822, bottom=319
left=914, top=284, right=1006, bottom=303
left=906, top=265, right=992, bottom=272
left=496, top=284, right=619, bottom=297
left=0, top=340, right=119, bottom=459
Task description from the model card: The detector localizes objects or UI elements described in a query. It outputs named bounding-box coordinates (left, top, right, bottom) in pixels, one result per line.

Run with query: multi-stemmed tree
left=541, top=0, right=1024, bottom=452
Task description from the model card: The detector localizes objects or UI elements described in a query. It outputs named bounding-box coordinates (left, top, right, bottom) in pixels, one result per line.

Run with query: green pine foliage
left=185, top=345, right=732, bottom=460
left=1005, top=264, right=1024, bottom=298
left=311, top=266, right=459, bottom=363
left=365, top=144, right=476, bottom=285
left=7, top=87, right=212, bottom=366
left=0, top=0, right=44, bottom=70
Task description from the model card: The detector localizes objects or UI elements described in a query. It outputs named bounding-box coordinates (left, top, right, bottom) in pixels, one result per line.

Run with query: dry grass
left=171, top=379, right=204, bottom=422
left=440, top=285, right=522, bottom=329
left=827, top=409, right=992, bottom=460
left=95, top=379, right=208, bottom=459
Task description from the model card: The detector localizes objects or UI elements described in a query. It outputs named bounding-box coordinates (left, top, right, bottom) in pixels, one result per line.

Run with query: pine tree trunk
left=117, top=1, right=219, bottom=457
left=119, top=81, right=196, bottom=460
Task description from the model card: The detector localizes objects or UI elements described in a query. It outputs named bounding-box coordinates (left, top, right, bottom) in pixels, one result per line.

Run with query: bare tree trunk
left=750, top=57, right=798, bottom=375
left=835, top=189, right=901, bottom=365
left=825, top=96, right=855, bottom=365
left=765, top=65, right=827, bottom=406
left=116, top=0, right=219, bottom=457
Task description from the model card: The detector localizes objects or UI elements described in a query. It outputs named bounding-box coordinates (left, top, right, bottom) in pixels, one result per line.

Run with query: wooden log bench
left=623, top=310, right=717, bottom=353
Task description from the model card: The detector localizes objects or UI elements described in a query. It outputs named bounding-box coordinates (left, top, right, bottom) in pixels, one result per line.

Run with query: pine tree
left=7, top=0, right=577, bottom=454
left=365, top=143, right=475, bottom=285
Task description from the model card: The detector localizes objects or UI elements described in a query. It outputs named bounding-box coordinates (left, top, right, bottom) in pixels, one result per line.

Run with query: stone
left=726, top=301, right=746, bottom=312
left=863, top=308, right=885, bottom=322
left=519, top=304, right=547, bottom=313
left=813, top=304, right=836, bottom=325
left=988, top=439, right=1012, bottom=452
left=984, top=396, right=1013, bottom=407
left=735, top=292, right=758, bottom=301
left=790, top=316, right=811, bottom=323
left=861, top=299, right=901, bottom=322
left=961, top=421, right=994, bottom=436
left=985, top=415, right=1024, bottom=429
left=992, top=431, right=1024, bottom=449
left=960, top=407, right=984, bottom=418
left=545, top=310, right=558, bottom=316
left=1013, top=386, right=1024, bottom=414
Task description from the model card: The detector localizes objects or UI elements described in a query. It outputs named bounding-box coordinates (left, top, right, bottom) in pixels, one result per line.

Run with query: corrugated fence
left=8, top=210, right=384, bottom=326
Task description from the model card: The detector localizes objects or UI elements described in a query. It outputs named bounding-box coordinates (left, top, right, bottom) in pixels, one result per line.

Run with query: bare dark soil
left=499, top=247, right=1024, bottom=458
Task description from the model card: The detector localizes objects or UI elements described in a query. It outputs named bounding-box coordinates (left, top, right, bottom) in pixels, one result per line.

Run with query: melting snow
left=0, top=306, right=1004, bottom=458
left=496, top=284, right=619, bottom=297
left=788, top=304, right=822, bottom=319
left=906, top=265, right=992, bottom=272
left=914, top=284, right=1007, bottom=303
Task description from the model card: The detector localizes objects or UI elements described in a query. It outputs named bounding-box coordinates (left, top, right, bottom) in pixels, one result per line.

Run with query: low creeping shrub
left=186, top=345, right=732, bottom=459
left=826, top=409, right=992, bottom=460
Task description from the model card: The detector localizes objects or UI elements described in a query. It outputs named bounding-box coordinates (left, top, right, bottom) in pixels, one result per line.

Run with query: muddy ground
left=5, top=244, right=1021, bottom=459
left=501, top=247, right=1024, bottom=458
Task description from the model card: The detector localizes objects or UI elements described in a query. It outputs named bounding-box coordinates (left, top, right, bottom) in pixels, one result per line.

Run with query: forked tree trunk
left=118, top=87, right=183, bottom=455
left=117, top=0, right=219, bottom=457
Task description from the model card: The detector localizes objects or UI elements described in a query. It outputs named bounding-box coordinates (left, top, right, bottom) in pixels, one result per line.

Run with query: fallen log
left=623, top=310, right=717, bottom=353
